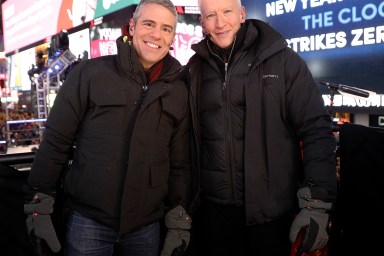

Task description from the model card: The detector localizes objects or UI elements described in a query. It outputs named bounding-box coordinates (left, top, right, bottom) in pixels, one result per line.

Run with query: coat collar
left=115, top=36, right=183, bottom=84
left=191, top=19, right=287, bottom=64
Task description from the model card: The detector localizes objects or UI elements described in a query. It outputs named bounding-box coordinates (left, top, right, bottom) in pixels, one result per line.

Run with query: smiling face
left=199, top=0, right=246, bottom=48
left=129, top=3, right=176, bottom=70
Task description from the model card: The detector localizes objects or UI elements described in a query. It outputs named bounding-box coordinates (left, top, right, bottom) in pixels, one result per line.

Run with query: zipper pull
left=141, top=84, right=149, bottom=96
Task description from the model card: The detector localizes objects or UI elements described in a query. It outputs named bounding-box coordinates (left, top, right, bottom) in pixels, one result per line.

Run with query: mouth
left=145, top=41, right=161, bottom=49
left=216, top=30, right=230, bottom=37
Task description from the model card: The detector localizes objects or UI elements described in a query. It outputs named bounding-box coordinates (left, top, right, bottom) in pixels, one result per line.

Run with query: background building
left=1, top=0, right=384, bottom=154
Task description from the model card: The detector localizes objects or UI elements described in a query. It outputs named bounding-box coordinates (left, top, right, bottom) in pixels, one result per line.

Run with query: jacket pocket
left=145, top=160, right=168, bottom=213
left=88, top=90, right=128, bottom=135
left=161, top=95, right=186, bottom=122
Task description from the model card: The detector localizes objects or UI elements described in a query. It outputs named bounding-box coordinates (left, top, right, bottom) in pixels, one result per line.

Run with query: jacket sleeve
left=166, top=88, right=192, bottom=210
left=284, top=48, right=337, bottom=202
left=27, top=62, right=90, bottom=195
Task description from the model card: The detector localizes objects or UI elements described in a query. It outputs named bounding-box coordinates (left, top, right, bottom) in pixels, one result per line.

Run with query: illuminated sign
left=171, top=0, right=198, bottom=7
left=323, top=94, right=384, bottom=108
left=68, top=28, right=91, bottom=60
left=243, top=0, right=384, bottom=95
left=1, top=0, right=139, bottom=54
left=90, top=27, right=122, bottom=58
left=2, top=0, right=62, bottom=54
left=94, top=0, right=140, bottom=18
left=170, top=14, right=203, bottom=65
left=378, top=116, right=384, bottom=126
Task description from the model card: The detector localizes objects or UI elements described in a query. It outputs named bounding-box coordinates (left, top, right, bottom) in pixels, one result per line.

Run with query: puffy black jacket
left=28, top=36, right=191, bottom=234
left=187, top=20, right=337, bottom=225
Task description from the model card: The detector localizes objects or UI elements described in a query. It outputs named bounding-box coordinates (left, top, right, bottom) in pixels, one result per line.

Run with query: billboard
left=242, top=0, right=384, bottom=95
left=170, top=13, right=203, bottom=65
left=1, top=0, right=139, bottom=54
left=94, top=0, right=140, bottom=18
left=7, top=48, right=36, bottom=91
left=68, top=28, right=91, bottom=61
left=89, top=5, right=136, bottom=58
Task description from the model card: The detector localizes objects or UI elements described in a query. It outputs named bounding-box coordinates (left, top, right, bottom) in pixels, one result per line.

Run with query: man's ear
left=199, top=16, right=206, bottom=34
left=240, top=6, right=246, bottom=23
left=129, top=19, right=135, bottom=36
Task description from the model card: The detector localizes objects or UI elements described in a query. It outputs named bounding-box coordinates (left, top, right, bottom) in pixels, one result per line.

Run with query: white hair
left=198, top=0, right=242, bottom=9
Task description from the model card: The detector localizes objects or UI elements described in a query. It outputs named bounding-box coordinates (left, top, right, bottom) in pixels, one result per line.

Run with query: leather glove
left=289, top=187, right=332, bottom=255
left=161, top=205, right=192, bottom=256
left=24, top=192, right=61, bottom=254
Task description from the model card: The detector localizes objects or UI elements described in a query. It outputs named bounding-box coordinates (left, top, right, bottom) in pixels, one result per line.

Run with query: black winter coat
left=187, top=20, right=337, bottom=225
left=28, top=36, right=191, bottom=234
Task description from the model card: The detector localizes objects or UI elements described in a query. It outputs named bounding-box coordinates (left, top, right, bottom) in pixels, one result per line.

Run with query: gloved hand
left=24, top=192, right=61, bottom=254
left=289, top=187, right=332, bottom=256
left=161, top=205, right=192, bottom=256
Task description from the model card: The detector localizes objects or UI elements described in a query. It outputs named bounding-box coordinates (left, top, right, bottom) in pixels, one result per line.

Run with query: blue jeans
left=65, top=211, right=160, bottom=256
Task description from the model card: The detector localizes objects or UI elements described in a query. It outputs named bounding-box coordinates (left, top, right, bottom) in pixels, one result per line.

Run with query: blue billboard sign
left=243, top=0, right=384, bottom=93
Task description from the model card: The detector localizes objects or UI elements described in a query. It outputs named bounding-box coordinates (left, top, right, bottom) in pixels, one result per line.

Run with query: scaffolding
left=35, top=49, right=76, bottom=119
left=0, top=49, right=77, bottom=153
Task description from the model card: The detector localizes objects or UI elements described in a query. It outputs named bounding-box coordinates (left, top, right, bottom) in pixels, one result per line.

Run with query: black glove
left=24, top=192, right=61, bottom=254
left=161, top=205, right=192, bottom=256
left=289, top=187, right=332, bottom=255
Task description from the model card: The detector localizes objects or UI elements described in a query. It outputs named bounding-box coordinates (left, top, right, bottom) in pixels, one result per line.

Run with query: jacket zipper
left=138, top=84, right=149, bottom=108
left=207, top=38, right=238, bottom=204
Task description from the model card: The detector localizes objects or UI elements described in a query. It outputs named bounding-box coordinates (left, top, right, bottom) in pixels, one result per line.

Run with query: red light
left=176, top=6, right=184, bottom=14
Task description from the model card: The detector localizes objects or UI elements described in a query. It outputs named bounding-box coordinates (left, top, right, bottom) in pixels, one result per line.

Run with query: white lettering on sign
left=322, top=94, right=384, bottom=108
left=99, top=41, right=117, bottom=55
left=266, top=0, right=343, bottom=17
left=378, top=116, right=384, bottom=126
left=98, top=28, right=121, bottom=41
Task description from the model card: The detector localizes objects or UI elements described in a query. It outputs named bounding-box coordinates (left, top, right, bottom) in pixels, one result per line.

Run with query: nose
left=215, top=14, right=225, bottom=28
left=150, top=26, right=162, bottom=39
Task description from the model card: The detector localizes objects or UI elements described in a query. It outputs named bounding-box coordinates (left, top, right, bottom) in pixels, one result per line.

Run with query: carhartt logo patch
left=263, top=74, right=279, bottom=79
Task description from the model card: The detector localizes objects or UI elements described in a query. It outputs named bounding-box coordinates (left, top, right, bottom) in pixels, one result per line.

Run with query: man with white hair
left=186, top=0, right=337, bottom=255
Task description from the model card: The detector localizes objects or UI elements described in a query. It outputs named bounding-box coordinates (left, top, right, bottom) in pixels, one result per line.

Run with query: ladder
left=35, top=49, right=76, bottom=119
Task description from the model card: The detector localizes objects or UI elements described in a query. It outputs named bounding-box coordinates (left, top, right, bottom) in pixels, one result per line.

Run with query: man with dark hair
left=24, top=1, right=192, bottom=255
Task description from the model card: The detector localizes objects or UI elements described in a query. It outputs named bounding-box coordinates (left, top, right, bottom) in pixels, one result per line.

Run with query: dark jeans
left=65, top=211, right=160, bottom=256
left=187, top=200, right=292, bottom=256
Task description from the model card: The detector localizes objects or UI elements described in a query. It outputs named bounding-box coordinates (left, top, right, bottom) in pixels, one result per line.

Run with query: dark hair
left=132, top=0, right=177, bottom=25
